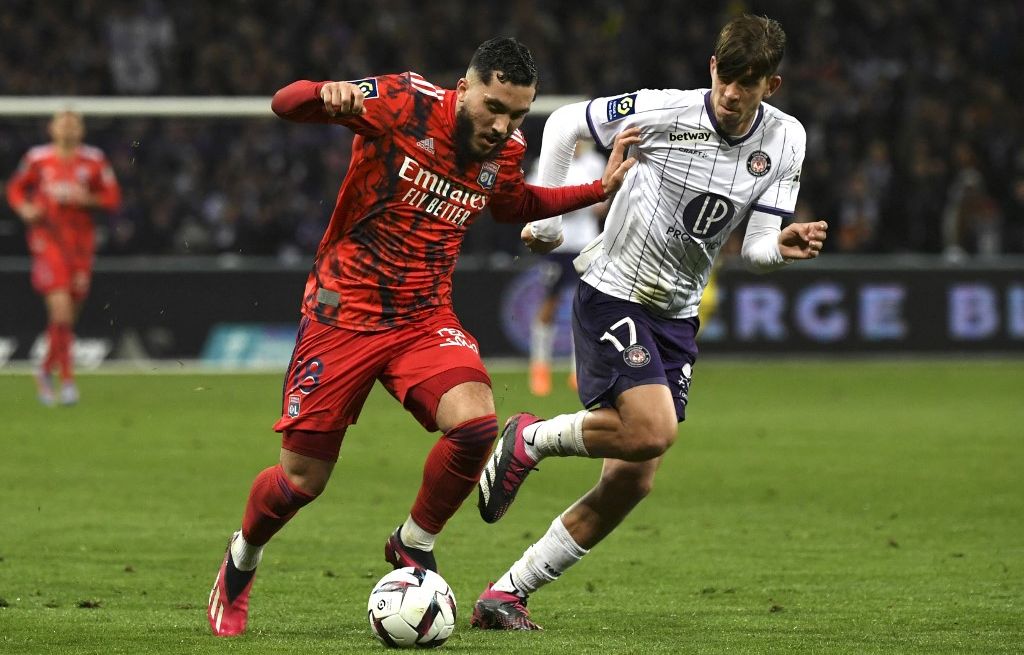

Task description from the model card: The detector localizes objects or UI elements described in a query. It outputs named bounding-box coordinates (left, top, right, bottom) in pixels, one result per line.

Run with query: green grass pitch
left=1, top=360, right=1022, bottom=654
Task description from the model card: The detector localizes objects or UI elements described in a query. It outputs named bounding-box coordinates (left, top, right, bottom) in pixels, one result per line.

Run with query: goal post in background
left=0, top=95, right=586, bottom=117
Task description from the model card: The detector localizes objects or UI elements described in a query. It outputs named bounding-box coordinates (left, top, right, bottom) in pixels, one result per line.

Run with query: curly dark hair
left=468, top=37, right=538, bottom=87
left=714, top=14, right=786, bottom=83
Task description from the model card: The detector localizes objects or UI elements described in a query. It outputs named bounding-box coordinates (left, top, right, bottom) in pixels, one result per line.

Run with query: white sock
left=523, top=410, right=589, bottom=461
left=400, top=516, right=436, bottom=551
left=230, top=531, right=263, bottom=571
left=491, top=516, right=588, bottom=596
left=530, top=318, right=554, bottom=366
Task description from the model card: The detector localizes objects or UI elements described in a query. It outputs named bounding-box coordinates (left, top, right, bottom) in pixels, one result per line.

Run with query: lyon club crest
left=477, top=161, right=500, bottom=189
left=623, top=344, right=651, bottom=368
left=746, top=150, right=771, bottom=177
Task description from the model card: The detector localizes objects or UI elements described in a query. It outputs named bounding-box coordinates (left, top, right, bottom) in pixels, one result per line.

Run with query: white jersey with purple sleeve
left=574, top=88, right=805, bottom=318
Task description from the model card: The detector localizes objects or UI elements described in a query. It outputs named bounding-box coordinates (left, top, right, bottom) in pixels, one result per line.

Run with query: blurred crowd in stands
left=1, top=0, right=1021, bottom=259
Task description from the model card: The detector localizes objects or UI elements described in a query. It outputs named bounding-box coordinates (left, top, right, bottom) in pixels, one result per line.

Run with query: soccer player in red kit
left=5, top=110, right=122, bottom=406
left=206, top=37, right=639, bottom=637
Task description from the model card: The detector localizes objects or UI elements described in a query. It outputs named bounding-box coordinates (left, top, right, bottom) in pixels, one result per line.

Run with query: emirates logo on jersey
left=747, top=150, right=772, bottom=177
left=398, top=156, right=488, bottom=226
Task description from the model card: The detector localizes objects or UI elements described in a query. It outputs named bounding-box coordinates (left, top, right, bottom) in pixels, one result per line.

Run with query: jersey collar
left=444, top=89, right=457, bottom=129
left=703, top=91, right=764, bottom=147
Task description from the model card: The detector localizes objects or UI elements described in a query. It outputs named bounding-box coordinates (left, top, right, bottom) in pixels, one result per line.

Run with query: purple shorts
left=571, top=282, right=698, bottom=422
left=537, top=252, right=578, bottom=301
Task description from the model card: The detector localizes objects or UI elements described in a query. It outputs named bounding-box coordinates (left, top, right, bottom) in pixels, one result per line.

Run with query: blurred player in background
left=526, top=142, right=607, bottom=396
left=206, top=37, right=640, bottom=637
left=472, top=15, right=829, bottom=630
left=5, top=110, right=121, bottom=406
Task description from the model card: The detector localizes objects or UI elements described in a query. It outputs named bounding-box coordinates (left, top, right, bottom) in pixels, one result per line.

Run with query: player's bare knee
left=599, top=466, right=656, bottom=502
left=627, top=439, right=671, bottom=461
left=619, top=419, right=678, bottom=460
left=283, top=468, right=329, bottom=497
left=280, top=458, right=333, bottom=497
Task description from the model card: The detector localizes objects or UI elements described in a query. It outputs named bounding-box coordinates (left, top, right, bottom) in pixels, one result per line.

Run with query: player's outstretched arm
left=271, top=80, right=366, bottom=123
left=778, top=220, right=828, bottom=260
left=520, top=126, right=640, bottom=254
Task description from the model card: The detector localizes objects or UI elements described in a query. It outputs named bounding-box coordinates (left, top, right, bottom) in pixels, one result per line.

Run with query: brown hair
left=714, top=14, right=786, bottom=83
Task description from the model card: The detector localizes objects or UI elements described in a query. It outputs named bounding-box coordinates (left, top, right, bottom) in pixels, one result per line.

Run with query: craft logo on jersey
left=348, top=77, right=379, bottom=99
left=747, top=150, right=771, bottom=177
left=477, top=161, right=500, bottom=190
left=606, top=94, right=637, bottom=122
left=623, top=344, right=651, bottom=368
left=287, top=394, right=301, bottom=418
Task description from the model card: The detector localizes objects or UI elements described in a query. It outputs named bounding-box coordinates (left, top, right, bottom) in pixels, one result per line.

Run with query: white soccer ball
left=367, top=567, right=457, bottom=648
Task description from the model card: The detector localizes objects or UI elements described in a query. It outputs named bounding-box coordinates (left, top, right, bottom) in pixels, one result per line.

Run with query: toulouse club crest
left=746, top=150, right=772, bottom=177
left=477, top=161, right=500, bottom=189
left=623, top=344, right=651, bottom=368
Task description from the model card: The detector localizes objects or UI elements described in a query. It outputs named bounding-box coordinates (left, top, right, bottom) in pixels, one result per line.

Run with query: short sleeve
left=585, top=89, right=680, bottom=149
left=753, top=121, right=806, bottom=217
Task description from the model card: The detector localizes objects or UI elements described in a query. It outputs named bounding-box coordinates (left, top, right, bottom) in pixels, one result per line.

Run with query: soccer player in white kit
left=471, top=14, right=829, bottom=630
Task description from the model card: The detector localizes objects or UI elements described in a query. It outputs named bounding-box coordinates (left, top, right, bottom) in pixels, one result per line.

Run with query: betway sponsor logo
left=398, top=156, right=487, bottom=226
left=669, top=131, right=712, bottom=142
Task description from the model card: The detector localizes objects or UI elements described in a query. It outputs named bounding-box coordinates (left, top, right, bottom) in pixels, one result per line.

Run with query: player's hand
left=601, top=127, right=641, bottom=197
left=779, top=220, right=828, bottom=260
left=16, top=201, right=43, bottom=224
left=521, top=224, right=564, bottom=254
left=320, top=82, right=367, bottom=117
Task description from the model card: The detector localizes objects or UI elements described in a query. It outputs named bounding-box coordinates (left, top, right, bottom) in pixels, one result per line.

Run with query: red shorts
left=273, top=310, right=491, bottom=436
left=28, top=228, right=94, bottom=302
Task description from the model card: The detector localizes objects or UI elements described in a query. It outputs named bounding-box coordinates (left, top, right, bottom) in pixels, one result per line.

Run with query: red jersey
left=5, top=143, right=121, bottom=251
left=272, top=73, right=605, bottom=331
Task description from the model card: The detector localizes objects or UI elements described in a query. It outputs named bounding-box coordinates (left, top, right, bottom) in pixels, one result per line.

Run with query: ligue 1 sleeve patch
left=477, top=161, right=500, bottom=189
left=747, top=150, right=772, bottom=177
left=606, top=94, right=638, bottom=122
left=348, top=77, right=379, bottom=99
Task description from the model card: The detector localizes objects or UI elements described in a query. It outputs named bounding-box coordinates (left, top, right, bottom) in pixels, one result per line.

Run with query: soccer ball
left=367, top=567, right=457, bottom=648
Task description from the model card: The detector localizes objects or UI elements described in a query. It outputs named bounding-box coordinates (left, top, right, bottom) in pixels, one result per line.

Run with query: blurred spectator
left=837, top=171, right=880, bottom=253
left=1007, top=176, right=1024, bottom=253
left=106, top=0, right=176, bottom=94
left=942, top=142, right=1004, bottom=259
left=0, top=0, right=1021, bottom=258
